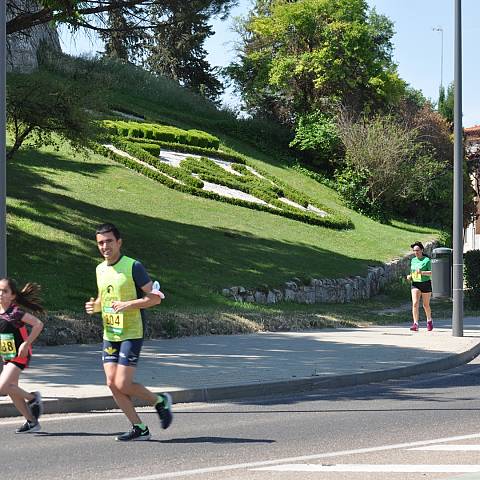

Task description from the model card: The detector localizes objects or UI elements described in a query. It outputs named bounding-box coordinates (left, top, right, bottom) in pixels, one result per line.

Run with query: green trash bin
left=431, top=247, right=453, bottom=298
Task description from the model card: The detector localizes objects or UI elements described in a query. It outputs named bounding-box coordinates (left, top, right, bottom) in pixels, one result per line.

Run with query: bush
left=111, top=139, right=203, bottom=188
left=126, top=137, right=248, bottom=164
left=335, top=165, right=385, bottom=221
left=464, top=250, right=480, bottom=307
left=335, top=112, right=449, bottom=221
left=103, top=120, right=220, bottom=149
left=139, top=143, right=161, bottom=157
left=290, top=112, right=342, bottom=170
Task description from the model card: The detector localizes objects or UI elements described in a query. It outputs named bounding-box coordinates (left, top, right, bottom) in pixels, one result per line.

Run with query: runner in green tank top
left=85, top=223, right=173, bottom=441
left=406, top=241, right=433, bottom=332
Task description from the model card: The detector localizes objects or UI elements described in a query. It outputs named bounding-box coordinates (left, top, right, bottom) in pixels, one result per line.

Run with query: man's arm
left=111, top=261, right=161, bottom=312
left=111, top=282, right=161, bottom=312
left=85, top=295, right=101, bottom=314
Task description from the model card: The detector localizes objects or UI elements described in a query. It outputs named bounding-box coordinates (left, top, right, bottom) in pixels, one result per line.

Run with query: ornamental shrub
left=103, top=120, right=220, bottom=150
left=139, top=143, right=161, bottom=157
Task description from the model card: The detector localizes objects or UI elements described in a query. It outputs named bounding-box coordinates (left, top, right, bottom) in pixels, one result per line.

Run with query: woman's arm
left=17, top=313, right=44, bottom=357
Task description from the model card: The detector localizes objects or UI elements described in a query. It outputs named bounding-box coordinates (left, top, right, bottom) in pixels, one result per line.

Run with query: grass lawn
left=6, top=56, right=443, bottom=330
left=7, top=141, right=440, bottom=313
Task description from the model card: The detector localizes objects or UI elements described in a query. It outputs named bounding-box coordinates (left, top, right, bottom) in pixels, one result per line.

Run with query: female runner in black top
left=0, top=278, right=44, bottom=433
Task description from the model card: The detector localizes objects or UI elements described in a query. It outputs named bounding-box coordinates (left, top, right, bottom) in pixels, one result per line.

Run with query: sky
left=59, top=0, right=480, bottom=127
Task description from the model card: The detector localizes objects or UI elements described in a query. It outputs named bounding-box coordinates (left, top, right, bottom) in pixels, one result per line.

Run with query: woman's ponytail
left=2, top=278, right=45, bottom=313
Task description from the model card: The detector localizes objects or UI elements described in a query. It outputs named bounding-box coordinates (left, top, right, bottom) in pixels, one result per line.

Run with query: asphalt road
left=3, top=357, right=480, bottom=480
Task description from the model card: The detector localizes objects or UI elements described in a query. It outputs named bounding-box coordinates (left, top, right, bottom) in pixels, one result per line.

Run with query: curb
left=2, top=340, right=480, bottom=418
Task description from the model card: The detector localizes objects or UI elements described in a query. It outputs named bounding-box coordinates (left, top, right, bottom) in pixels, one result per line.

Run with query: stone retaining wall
left=222, top=241, right=437, bottom=304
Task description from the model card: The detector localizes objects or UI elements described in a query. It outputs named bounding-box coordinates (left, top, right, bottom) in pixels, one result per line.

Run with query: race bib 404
left=102, top=309, right=124, bottom=336
left=0, top=333, right=17, bottom=360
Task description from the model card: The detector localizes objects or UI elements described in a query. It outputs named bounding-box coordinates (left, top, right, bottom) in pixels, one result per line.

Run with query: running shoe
left=28, top=391, right=43, bottom=422
left=410, top=323, right=419, bottom=332
left=155, top=393, right=173, bottom=429
left=116, top=425, right=151, bottom=441
left=427, top=320, right=433, bottom=331
left=16, top=420, right=40, bottom=434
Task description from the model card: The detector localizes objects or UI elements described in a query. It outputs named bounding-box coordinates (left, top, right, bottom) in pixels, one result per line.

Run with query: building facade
left=464, top=125, right=480, bottom=252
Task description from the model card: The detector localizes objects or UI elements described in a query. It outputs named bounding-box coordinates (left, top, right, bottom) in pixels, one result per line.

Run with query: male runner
left=85, top=223, right=172, bottom=441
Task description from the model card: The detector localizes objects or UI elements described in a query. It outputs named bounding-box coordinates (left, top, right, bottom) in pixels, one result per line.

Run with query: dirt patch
left=36, top=310, right=359, bottom=346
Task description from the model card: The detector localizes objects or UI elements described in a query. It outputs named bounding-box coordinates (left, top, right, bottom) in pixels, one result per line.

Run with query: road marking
left=253, top=464, right=480, bottom=473
left=410, top=445, right=480, bottom=451
left=115, top=432, right=480, bottom=480
left=0, top=412, right=118, bottom=425
left=0, top=403, right=207, bottom=426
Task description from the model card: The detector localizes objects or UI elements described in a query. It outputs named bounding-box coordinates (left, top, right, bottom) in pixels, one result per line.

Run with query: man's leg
left=104, top=362, right=146, bottom=425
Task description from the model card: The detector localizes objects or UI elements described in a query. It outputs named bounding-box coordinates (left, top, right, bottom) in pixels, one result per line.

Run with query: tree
left=99, top=7, right=145, bottom=62
left=144, top=1, right=235, bottom=102
left=6, top=71, right=99, bottom=160
left=438, top=83, right=454, bottom=125
left=226, top=0, right=405, bottom=124
left=7, top=1, right=151, bottom=35
left=8, top=0, right=236, bottom=102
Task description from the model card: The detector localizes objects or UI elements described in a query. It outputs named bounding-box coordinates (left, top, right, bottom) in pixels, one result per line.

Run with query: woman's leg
left=422, top=292, right=432, bottom=321
left=0, top=362, right=35, bottom=421
left=411, top=288, right=421, bottom=325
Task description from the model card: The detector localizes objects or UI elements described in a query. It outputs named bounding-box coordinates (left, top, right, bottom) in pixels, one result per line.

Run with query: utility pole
left=452, top=0, right=463, bottom=337
left=0, top=1, right=6, bottom=278
left=433, top=26, right=444, bottom=90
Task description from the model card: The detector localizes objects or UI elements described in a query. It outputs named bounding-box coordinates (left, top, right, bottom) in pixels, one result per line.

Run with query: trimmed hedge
left=126, top=136, right=247, bottom=164
left=139, top=142, right=161, bottom=157
left=96, top=143, right=353, bottom=230
left=111, top=139, right=203, bottom=188
left=464, top=249, right=480, bottom=306
left=103, top=120, right=220, bottom=149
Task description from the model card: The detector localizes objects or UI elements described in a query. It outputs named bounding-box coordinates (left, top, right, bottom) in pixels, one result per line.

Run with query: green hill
left=6, top=55, right=440, bottom=314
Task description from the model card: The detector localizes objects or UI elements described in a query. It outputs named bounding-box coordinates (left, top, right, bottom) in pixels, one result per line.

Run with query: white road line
left=410, top=445, right=480, bottom=451
left=114, top=432, right=480, bottom=480
left=0, top=412, right=118, bottom=425
left=0, top=404, right=207, bottom=426
left=252, top=464, right=480, bottom=473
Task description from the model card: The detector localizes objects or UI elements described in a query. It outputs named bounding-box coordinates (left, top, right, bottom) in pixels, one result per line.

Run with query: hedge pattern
left=97, top=142, right=353, bottom=230
left=103, top=120, right=220, bottom=149
left=125, top=136, right=248, bottom=164
left=111, top=139, right=203, bottom=188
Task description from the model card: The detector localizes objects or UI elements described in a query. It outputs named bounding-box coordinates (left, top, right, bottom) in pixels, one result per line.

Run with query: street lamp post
left=0, top=1, right=6, bottom=278
left=452, top=0, right=463, bottom=337
left=433, top=26, right=444, bottom=90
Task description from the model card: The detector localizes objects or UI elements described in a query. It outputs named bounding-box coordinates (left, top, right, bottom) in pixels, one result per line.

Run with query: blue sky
left=59, top=0, right=480, bottom=127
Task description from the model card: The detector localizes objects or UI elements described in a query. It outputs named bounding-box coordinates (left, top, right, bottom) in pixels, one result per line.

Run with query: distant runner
left=406, top=241, right=433, bottom=332
left=0, top=278, right=44, bottom=433
left=85, top=222, right=172, bottom=441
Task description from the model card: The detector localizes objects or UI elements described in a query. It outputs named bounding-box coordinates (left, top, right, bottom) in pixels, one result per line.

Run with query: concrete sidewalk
left=1, top=317, right=480, bottom=417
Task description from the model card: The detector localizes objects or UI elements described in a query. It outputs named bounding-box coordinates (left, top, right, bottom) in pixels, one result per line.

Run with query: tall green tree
left=226, top=0, right=405, bottom=124
left=99, top=7, right=145, bottom=62
left=438, top=83, right=454, bottom=125
left=145, top=1, right=236, bottom=103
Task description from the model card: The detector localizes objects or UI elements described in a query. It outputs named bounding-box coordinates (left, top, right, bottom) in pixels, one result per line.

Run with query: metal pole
left=440, top=27, right=444, bottom=89
left=452, top=0, right=463, bottom=337
left=433, top=27, right=444, bottom=90
left=0, top=1, right=6, bottom=278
